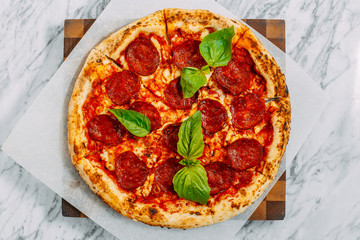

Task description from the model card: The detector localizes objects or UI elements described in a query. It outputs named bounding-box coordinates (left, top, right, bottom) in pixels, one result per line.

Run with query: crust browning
left=75, top=157, right=134, bottom=218
left=236, top=27, right=287, bottom=98
left=129, top=199, right=213, bottom=229
left=95, top=10, right=175, bottom=98
left=165, top=8, right=247, bottom=45
left=262, top=96, right=291, bottom=179
left=209, top=172, right=271, bottom=223
left=95, top=10, right=167, bottom=60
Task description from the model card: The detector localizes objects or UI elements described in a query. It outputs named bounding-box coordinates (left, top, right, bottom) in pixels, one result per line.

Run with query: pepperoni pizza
left=67, top=9, right=291, bottom=229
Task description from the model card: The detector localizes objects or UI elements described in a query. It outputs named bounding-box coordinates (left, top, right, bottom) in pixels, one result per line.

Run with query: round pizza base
left=68, top=8, right=291, bottom=229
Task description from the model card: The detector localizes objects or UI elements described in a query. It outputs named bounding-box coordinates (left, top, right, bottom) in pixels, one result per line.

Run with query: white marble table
left=0, top=0, right=359, bottom=239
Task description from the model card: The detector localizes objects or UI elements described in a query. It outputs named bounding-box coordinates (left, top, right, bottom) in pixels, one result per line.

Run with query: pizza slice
left=95, top=10, right=175, bottom=98
left=164, top=8, right=248, bottom=83
left=68, top=49, right=123, bottom=162
left=164, top=8, right=247, bottom=54
left=235, top=26, right=288, bottom=98
left=225, top=94, right=291, bottom=180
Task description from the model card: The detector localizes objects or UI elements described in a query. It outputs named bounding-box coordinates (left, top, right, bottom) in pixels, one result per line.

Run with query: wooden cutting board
left=62, top=19, right=286, bottom=220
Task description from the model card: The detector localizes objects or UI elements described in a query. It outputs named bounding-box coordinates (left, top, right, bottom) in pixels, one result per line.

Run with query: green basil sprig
left=173, top=111, right=210, bottom=205
left=109, top=109, right=150, bottom=137
left=180, top=26, right=235, bottom=98
left=173, top=161, right=210, bottom=205
left=177, top=111, right=205, bottom=160
left=199, top=26, right=235, bottom=67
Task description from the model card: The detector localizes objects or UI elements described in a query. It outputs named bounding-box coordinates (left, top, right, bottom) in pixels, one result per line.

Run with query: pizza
left=67, top=8, right=291, bottom=229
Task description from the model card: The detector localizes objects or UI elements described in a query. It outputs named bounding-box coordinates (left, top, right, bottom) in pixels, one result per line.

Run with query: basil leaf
left=180, top=67, right=207, bottom=99
left=177, top=111, right=204, bottom=160
left=109, top=109, right=150, bottom=137
left=173, top=163, right=210, bottom=205
left=199, top=26, right=235, bottom=67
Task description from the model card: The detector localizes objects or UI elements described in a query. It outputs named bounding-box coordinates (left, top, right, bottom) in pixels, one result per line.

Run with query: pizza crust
left=67, top=49, right=122, bottom=163
left=95, top=10, right=168, bottom=60
left=95, top=10, right=175, bottom=98
left=262, top=96, right=291, bottom=179
left=165, top=8, right=247, bottom=45
left=209, top=172, right=271, bottom=223
left=165, top=9, right=249, bottom=85
left=129, top=198, right=213, bottom=229
left=236, top=26, right=287, bottom=98
left=74, top=157, right=134, bottom=218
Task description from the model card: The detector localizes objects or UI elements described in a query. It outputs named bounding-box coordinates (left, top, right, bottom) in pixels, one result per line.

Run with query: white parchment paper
left=2, top=0, right=329, bottom=239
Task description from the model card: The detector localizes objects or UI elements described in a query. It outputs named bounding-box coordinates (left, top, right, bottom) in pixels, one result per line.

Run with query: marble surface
left=0, top=0, right=359, bottom=239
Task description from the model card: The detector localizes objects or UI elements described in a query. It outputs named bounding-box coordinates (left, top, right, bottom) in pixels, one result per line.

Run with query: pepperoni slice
left=106, top=71, right=140, bottom=106
left=162, top=123, right=181, bottom=152
left=234, top=170, right=253, bottom=188
left=88, top=114, right=125, bottom=145
left=115, top=151, right=148, bottom=190
left=231, top=93, right=265, bottom=129
left=205, top=162, right=234, bottom=195
left=164, top=78, right=198, bottom=109
left=154, top=157, right=183, bottom=193
left=232, top=47, right=254, bottom=67
left=214, top=58, right=254, bottom=96
left=227, top=138, right=264, bottom=170
left=173, top=40, right=207, bottom=69
left=125, top=37, right=160, bottom=76
left=198, top=99, right=228, bottom=135
left=129, top=102, right=161, bottom=131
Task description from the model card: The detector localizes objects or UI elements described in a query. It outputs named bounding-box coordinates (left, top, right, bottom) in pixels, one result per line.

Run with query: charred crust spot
left=137, top=22, right=141, bottom=25
left=248, top=38, right=258, bottom=48
left=190, top=211, right=202, bottom=216
left=96, top=59, right=102, bottom=63
left=73, top=145, right=79, bottom=154
left=231, top=202, right=240, bottom=210
left=149, top=207, right=158, bottom=216
left=214, top=16, right=220, bottom=20
left=199, top=20, right=207, bottom=25
left=231, top=19, right=237, bottom=24
left=130, top=25, right=137, bottom=31
left=240, top=189, right=247, bottom=197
